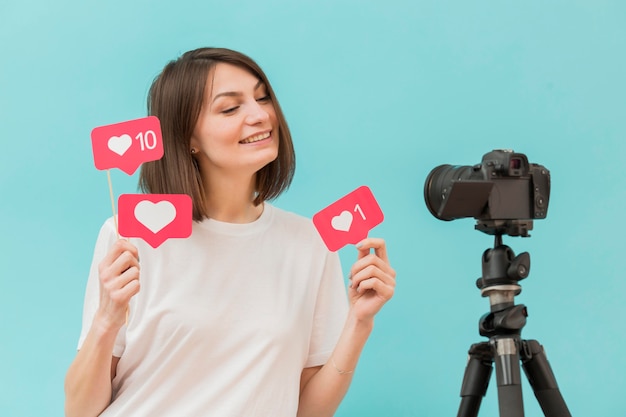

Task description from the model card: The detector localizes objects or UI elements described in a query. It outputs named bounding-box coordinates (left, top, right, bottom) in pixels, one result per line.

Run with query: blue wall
left=1, top=1, right=624, bottom=415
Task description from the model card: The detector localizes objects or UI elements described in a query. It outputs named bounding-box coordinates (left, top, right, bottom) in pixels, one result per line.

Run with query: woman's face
left=190, top=63, right=279, bottom=181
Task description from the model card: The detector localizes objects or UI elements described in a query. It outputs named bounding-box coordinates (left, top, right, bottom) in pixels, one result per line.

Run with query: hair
left=139, top=47, right=296, bottom=221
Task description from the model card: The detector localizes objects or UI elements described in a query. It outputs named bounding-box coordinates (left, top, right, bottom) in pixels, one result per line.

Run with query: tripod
left=457, top=234, right=571, bottom=417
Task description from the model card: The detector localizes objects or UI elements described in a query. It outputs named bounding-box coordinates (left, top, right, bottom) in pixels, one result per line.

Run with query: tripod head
left=477, top=233, right=531, bottom=293
left=476, top=233, right=530, bottom=338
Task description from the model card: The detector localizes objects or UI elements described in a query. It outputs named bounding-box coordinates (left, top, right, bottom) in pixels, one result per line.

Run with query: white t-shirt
left=77, top=204, right=349, bottom=417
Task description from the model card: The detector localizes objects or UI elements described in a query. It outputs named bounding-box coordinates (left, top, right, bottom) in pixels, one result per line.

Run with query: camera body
left=424, top=149, right=550, bottom=236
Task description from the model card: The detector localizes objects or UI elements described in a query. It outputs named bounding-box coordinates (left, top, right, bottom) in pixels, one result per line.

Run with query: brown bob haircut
left=139, top=47, right=296, bottom=221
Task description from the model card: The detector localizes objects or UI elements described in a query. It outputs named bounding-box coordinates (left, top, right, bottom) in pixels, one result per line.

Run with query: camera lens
left=424, top=164, right=475, bottom=220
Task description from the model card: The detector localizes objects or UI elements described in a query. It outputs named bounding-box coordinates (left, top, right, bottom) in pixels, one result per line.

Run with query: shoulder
left=92, top=216, right=119, bottom=246
left=269, top=204, right=310, bottom=226
left=94, top=216, right=141, bottom=252
left=266, top=204, right=327, bottom=250
left=100, top=216, right=118, bottom=234
left=268, top=204, right=314, bottom=233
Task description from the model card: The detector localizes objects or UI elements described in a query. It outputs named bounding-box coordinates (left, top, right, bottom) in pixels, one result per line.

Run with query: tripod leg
left=493, top=337, right=525, bottom=417
left=457, top=342, right=493, bottom=417
left=520, top=340, right=572, bottom=417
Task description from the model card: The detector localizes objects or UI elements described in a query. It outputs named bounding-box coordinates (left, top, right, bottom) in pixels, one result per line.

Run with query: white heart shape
left=108, top=134, right=132, bottom=156
left=134, top=200, right=177, bottom=234
left=331, top=210, right=353, bottom=232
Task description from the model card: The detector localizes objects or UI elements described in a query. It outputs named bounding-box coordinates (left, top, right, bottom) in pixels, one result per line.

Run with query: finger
left=354, top=277, right=395, bottom=300
left=356, top=237, right=388, bottom=262
left=99, top=240, right=139, bottom=275
left=111, top=250, right=140, bottom=274
left=100, top=253, right=140, bottom=306
left=109, top=239, right=139, bottom=262
left=350, top=265, right=396, bottom=290
left=115, top=271, right=141, bottom=302
left=101, top=246, right=140, bottom=283
left=105, top=266, right=140, bottom=305
left=118, top=265, right=140, bottom=288
left=102, top=264, right=140, bottom=294
left=350, top=253, right=395, bottom=280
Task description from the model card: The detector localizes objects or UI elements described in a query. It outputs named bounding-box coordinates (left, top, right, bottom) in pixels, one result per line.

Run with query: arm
left=297, top=238, right=396, bottom=417
left=64, top=240, right=140, bottom=417
left=64, top=325, right=120, bottom=417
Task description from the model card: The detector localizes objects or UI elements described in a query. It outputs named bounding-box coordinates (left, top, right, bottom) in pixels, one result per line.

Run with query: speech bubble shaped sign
left=118, top=194, right=193, bottom=248
left=313, top=186, right=384, bottom=252
left=91, top=116, right=164, bottom=175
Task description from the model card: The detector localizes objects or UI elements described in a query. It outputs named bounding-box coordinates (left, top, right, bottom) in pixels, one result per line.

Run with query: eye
left=256, top=94, right=271, bottom=103
left=221, top=106, right=239, bottom=114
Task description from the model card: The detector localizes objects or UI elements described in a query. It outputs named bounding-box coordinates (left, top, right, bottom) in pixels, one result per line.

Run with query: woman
left=65, top=47, right=396, bottom=417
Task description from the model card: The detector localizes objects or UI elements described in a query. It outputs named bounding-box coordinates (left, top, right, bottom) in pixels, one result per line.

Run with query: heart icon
left=331, top=210, right=353, bottom=232
left=134, top=200, right=177, bottom=234
left=108, top=134, right=132, bottom=156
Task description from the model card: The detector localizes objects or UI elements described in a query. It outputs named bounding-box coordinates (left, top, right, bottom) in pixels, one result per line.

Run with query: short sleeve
left=76, top=218, right=127, bottom=357
left=305, top=250, right=349, bottom=367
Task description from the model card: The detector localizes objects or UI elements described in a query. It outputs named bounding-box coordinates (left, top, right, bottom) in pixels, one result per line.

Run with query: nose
left=245, top=100, right=271, bottom=125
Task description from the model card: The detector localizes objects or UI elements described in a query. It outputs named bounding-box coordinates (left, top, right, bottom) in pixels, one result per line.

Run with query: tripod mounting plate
left=475, top=219, right=534, bottom=237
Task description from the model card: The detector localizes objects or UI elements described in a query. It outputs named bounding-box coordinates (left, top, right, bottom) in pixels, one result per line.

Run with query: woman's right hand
left=96, top=239, right=140, bottom=331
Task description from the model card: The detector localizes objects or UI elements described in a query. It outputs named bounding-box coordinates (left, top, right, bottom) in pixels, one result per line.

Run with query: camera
left=423, top=149, right=550, bottom=236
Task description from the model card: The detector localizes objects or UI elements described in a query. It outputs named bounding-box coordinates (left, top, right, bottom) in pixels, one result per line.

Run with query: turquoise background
left=1, top=0, right=624, bottom=416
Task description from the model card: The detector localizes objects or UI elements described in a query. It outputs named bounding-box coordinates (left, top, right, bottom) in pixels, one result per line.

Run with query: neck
left=202, top=172, right=263, bottom=223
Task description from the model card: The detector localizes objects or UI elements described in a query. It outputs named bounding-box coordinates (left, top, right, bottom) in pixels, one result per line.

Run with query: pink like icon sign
left=118, top=194, right=193, bottom=248
left=91, top=116, right=163, bottom=175
left=313, top=186, right=384, bottom=252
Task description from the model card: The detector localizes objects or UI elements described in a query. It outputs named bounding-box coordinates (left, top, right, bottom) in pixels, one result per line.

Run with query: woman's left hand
left=347, top=237, right=396, bottom=321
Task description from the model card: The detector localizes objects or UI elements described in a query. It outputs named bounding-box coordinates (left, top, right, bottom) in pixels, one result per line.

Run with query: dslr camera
left=424, top=149, right=550, bottom=236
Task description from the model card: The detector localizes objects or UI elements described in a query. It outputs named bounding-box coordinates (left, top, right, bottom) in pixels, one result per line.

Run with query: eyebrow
left=211, top=79, right=265, bottom=104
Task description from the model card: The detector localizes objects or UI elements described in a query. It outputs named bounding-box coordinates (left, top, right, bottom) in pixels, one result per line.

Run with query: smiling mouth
left=240, top=131, right=271, bottom=144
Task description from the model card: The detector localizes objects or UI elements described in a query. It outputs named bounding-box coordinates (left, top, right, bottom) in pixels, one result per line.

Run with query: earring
left=191, top=148, right=197, bottom=154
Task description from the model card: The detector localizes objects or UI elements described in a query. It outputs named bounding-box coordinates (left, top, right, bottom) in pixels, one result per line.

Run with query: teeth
left=240, top=132, right=270, bottom=144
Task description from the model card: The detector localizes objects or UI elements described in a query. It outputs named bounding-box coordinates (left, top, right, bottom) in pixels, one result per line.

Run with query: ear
left=189, top=136, right=200, bottom=154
